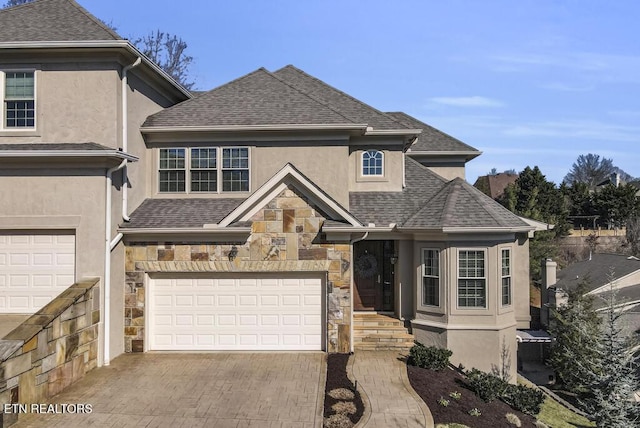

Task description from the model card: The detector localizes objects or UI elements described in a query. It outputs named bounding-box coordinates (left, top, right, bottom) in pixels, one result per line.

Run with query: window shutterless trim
left=157, top=146, right=250, bottom=194
left=456, top=248, right=487, bottom=309
left=361, top=149, right=384, bottom=177
left=1, top=69, right=37, bottom=131
left=421, top=248, right=440, bottom=307
left=500, top=247, right=512, bottom=307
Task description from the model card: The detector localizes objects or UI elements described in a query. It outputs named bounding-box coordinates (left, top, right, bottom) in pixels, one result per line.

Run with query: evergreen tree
left=499, top=166, right=569, bottom=279
left=4, top=0, right=32, bottom=7
left=548, top=278, right=602, bottom=393
left=583, top=280, right=640, bottom=427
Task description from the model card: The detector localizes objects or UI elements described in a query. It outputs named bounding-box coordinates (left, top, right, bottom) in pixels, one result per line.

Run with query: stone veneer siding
left=0, top=278, right=100, bottom=428
left=124, top=187, right=352, bottom=353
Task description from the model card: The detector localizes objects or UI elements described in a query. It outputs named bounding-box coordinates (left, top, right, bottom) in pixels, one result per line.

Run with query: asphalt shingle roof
left=348, top=157, right=447, bottom=226
left=0, top=0, right=121, bottom=42
left=403, top=178, right=530, bottom=229
left=556, top=253, right=640, bottom=292
left=273, top=65, right=406, bottom=130
left=122, top=199, right=244, bottom=229
left=144, top=68, right=358, bottom=127
left=387, top=111, right=479, bottom=152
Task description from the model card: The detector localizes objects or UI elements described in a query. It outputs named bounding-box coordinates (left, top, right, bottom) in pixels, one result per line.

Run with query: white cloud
left=538, top=82, right=594, bottom=92
left=429, top=96, right=504, bottom=108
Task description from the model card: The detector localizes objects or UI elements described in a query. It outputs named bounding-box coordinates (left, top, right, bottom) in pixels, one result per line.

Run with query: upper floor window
left=362, top=150, right=383, bottom=176
left=159, top=147, right=249, bottom=193
left=501, top=248, right=512, bottom=306
left=422, top=249, right=440, bottom=307
left=3, top=71, right=35, bottom=128
left=458, top=250, right=486, bottom=308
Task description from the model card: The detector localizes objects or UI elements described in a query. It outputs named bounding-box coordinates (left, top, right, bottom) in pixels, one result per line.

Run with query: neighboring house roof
left=387, top=111, right=479, bottom=153
left=594, top=286, right=640, bottom=310
left=122, top=199, right=244, bottom=229
left=473, top=173, right=518, bottom=199
left=0, top=0, right=121, bottom=42
left=402, top=177, right=530, bottom=230
left=272, top=65, right=404, bottom=130
left=143, top=68, right=361, bottom=128
left=556, top=253, right=640, bottom=292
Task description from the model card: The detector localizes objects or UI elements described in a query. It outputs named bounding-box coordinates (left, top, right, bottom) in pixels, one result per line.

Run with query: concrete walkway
left=12, top=352, right=325, bottom=428
left=349, top=351, right=434, bottom=428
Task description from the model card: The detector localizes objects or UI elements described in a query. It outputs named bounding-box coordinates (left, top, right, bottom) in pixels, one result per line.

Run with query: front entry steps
left=353, top=313, right=415, bottom=351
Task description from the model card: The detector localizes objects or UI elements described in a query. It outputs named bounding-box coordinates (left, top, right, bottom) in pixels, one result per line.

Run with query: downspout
left=104, top=159, right=127, bottom=366
left=349, top=231, right=369, bottom=353
left=121, top=57, right=142, bottom=222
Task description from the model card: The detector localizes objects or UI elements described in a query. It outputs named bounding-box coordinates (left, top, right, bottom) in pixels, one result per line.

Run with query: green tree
left=593, top=184, right=640, bottom=228
left=626, top=216, right=640, bottom=257
left=583, top=281, right=640, bottom=427
left=499, top=166, right=569, bottom=279
left=548, top=278, right=602, bottom=394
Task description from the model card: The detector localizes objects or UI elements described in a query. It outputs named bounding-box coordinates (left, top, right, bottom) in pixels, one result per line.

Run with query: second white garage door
left=148, top=275, right=324, bottom=351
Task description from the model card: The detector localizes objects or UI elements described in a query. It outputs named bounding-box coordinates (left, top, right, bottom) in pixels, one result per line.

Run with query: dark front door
left=353, top=241, right=394, bottom=311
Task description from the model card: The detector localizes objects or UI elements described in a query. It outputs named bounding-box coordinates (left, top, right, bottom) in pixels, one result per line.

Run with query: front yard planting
left=324, top=354, right=364, bottom=428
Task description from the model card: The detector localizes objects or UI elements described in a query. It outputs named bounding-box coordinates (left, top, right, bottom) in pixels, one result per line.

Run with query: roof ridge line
left=459, top=179, right=524, bottom=227
left=403, top=176, right=454, bottom=225
left=67, top=0, right=122, bottom=40
left=265, top=67, right=359, bottom=125
left=143, top=68, right=269, bottom=119
left=390, top=111, right=479, bottom=152
left=275, top=65, right=410, bottom=129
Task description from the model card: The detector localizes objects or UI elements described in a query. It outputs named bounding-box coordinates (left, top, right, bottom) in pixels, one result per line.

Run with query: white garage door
left=0, top=233, right=76, bottom=313
left=149, top=275, right=323, bottom=351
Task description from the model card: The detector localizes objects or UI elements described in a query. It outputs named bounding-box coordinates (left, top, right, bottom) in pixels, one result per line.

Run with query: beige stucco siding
left=0, top=63, right=120, bottom=145
left=424, top=166, right=466, bottom=181
left=254, top=145, right=350, bottom=207
left=348, top=147, right=404, bottom=192
left=514, top=234, right=531, bottom=328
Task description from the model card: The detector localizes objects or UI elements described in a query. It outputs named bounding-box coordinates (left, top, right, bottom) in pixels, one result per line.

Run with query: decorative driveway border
left=11, top=352, right=325, bottom=428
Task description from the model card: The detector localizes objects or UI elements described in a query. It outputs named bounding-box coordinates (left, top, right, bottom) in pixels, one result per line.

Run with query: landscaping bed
left=408, top=365, right=538, bottom=427
left=324, top=353, right=364, bottom=428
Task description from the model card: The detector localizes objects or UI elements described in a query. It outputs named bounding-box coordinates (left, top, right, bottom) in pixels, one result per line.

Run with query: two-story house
left=0, top=0, right=533, bottom=381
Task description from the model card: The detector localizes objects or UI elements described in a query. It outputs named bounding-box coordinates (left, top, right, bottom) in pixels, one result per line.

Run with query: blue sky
left=79, top=0, right=640, bottom=185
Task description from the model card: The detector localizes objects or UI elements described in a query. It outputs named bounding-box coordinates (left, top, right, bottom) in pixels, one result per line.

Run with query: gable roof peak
left=0, top=0, right=122, bottom=42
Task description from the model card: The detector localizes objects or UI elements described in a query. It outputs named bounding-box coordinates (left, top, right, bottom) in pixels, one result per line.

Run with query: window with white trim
left=422, top=249, right=440, bottom=306
left=3, top=71, right=35, bottom=128
left=159, top=148, right=186, bottom=192
left=222, top=147, right=249, bottom=191
left=362, top=150, right=383, bottom=176
left=458, top=250, right=486, bottom=308
left=158, top=147, right=249, bottom=193
left=501, top=248, right=512, bottom=306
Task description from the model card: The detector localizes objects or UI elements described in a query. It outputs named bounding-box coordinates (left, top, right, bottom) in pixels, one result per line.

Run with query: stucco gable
left=218, top=163, right=362, bottom=228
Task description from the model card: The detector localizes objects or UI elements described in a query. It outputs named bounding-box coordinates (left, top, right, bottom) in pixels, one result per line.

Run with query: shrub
left=328, top=388, right=355, bottom=400
left=466, top=369, right=508, bottom=402
left=505, top=412, right=522, bottom=427
left=449, top=391, right=461, bottom=400
left=438, top=396, right=450, bottom=407
left=534, top=421, right=549, bottom=428
left=408, top=342, right=453, bottom=371
left=468, top=408, right=482, bottom=417
left=331, top=401, right=356, bottom=415
left=502, top=384, right=545, bottom=415
left=324, top=413, right=353, bottom=428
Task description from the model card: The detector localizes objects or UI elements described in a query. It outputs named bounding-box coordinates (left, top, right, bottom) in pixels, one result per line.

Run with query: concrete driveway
left=13, top=352, right=325, bottom=428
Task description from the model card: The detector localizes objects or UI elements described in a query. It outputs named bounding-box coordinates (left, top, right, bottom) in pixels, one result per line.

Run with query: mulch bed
left=324, top=353, right=364, bottom=425
left=407, top=365, right=538, bottom=427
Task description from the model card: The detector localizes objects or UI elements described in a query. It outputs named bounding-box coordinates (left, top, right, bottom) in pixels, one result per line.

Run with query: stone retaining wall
left=0, top=278, right=100, bottom=428
left=125, top=186, right=352, bottom=353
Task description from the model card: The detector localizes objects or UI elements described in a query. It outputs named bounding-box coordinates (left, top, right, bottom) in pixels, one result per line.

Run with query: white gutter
left=363, top=128, right=422, bottom=136
left=121, top=57, right=142, bottom=222
left=141, top=124, right=370, bottom=133
left=348, top=231, right=369, bottom=353
left=104, top=159, right=127, bottom=366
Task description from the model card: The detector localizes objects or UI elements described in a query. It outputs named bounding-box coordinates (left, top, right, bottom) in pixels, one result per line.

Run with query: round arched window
left=362, top=150, right=383, bottom=176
